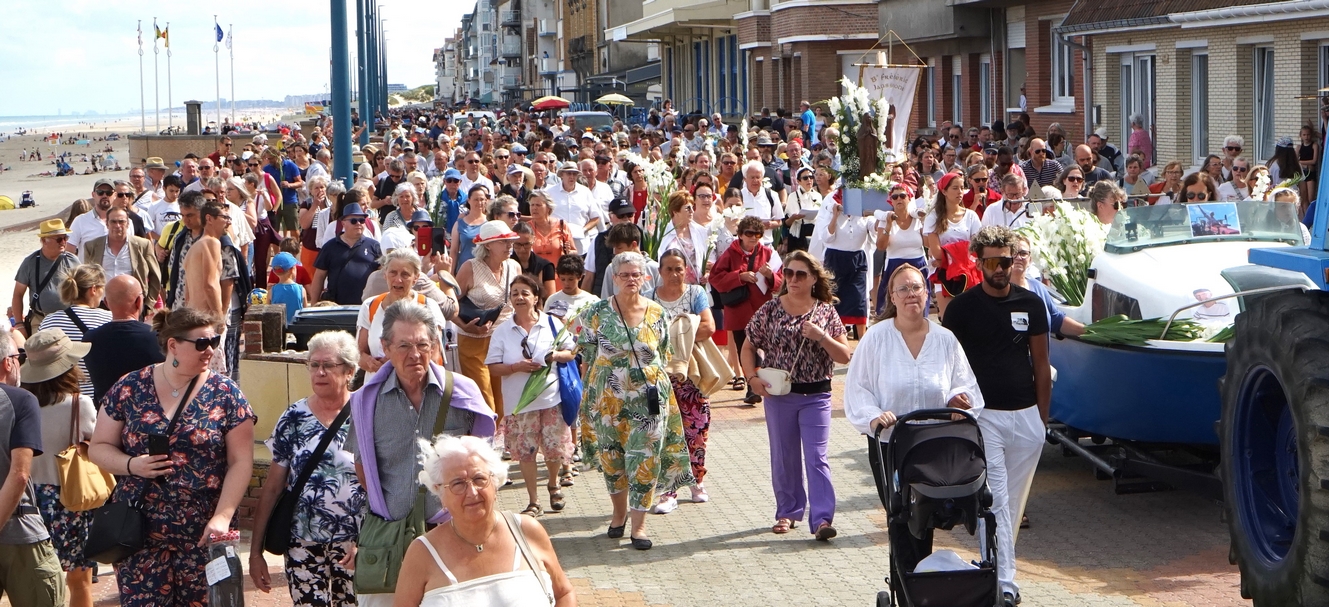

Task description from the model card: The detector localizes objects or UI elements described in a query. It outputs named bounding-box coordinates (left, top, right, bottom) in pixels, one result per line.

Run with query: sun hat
left=20, top=328, right=91, bottom=384
left=557, top=161, right=581, bottom=174
left=339, top=203, right=369, bottom=219
left=270, top=252, right=298, bottom=271
left=756, top=133, right=776, bottom=147
left=409, top=209, right=434, bottom=227
left=38, top=219, right=69, bottom=238
left=473, top=220, right=520, bottom=244
left=144, top=157, right=169, bottom=170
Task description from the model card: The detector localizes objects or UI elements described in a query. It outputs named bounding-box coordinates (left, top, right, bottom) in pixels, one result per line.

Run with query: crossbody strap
left=64, top=308, right=89, bottom=334
left=286, top=403, right=351, bottom=498
left=430, top=368, right=455, bottom=439
left=30, top=254, right=63, bottom=313
left=503, top=511, right=554, bottom=606
left=611, top=297, right=645, bottom=372
left=134, top=372, right=200, bottom=502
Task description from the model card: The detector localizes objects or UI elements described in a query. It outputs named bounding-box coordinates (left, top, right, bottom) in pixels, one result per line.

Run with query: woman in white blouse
left=783, top=167, right=821, bottom=253
left=814, top=188, right=876, bottom=339
left=844, top=264, right=983, bottom=495
left=873, top=183, right=928, bottom=316
left=657, top=190, right=710, bottom=285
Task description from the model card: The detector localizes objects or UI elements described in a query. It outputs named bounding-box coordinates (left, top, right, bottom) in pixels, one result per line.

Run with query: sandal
left=521, top=503, right=543, bottom=517
left=560, top=474, right=575, bottom=487
left=732, top=376, right=746, bottom=391
left=1020, top=515, right=1030, bottom=529
left=772, top=518, right=796, bottom=534
left=547, top=487, right=566, bottom=511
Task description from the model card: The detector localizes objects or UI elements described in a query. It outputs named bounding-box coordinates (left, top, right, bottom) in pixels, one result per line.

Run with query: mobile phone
left=645, top=385, right=661, bottom=416
left=416, top=226, right=433, bottom=257
left=148, top=434, right=170, bottom=456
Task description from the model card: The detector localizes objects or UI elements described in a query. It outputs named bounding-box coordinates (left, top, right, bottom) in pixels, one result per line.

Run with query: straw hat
left=144, top=157, right=169, bottom=170
left=473, top=220, right=519, bottom=244
left=20, top=328, right=90, bottom=384
left=38, top=219, right=69, bottom=238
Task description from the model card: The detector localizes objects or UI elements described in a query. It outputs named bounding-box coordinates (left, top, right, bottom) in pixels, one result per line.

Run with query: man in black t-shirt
left=84, top=275, right=165, bottom=405
left=941, top=225, right=1051, bottom=607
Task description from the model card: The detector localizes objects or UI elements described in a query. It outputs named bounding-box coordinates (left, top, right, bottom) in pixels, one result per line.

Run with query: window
left=741, top=48, right=749, bottom=114
left=952, top=56, right=963, bottom=125
left=926, top=59, right=936, bottom=127
left=730, top=36, right=740, bottom=114
left=979, top=54, right=992, bottom=126
left=1051, top=26, right=1075, bottom=101
left=1192, top=53, right=1209, bottom=164
left=1320, top=44, right=1329, bottom=92
left=717, top=37, right=727, bottom=108
left=1254, top=47, right=1276, bottom=161
left=1119, top=53, right=1155, bottom=162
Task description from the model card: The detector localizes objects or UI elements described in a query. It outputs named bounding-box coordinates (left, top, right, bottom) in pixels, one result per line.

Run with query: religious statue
left=857, top=111, right=879, bottom=178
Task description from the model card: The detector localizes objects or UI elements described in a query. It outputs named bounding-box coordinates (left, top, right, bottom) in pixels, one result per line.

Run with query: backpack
left=367, top=292, right=428, bottom=324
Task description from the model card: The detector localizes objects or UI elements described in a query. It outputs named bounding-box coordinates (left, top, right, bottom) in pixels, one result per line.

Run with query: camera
left=645, top=385, right=661, bottom=415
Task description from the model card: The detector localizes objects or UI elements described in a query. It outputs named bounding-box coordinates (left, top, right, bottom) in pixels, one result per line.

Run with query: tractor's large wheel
left=1221, top=289, right=1329, bottom=606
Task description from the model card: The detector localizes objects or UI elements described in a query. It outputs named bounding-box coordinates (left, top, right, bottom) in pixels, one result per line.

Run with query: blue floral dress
left=266, top=398, right=364, bottom=607
left=103, top=368, right=255, bottom=607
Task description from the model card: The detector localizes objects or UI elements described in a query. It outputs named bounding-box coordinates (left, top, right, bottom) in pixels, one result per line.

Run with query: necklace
left=158, top=364, right=190, bottom=398
left=450, top=519, right=492, bottom=553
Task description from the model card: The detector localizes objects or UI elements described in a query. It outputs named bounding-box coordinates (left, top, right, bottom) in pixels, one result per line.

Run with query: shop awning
left=608, top=0, right=745, bottom=42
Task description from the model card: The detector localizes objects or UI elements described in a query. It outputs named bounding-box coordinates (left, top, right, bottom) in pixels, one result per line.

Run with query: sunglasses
left=9, top=349, right=25, bottom=365
left=504, top=211, right=520, bottom=218
left=178, top=335, right=222, bottom=351
left=741, top=230, right=762, bottom=237
left=1065, top=176, right=1084, bottom=183
left=781, top=267, right=810, bottom=281
left=495, top=155, right=510, bottom=159
left=890, top=193, right=910, bottom=200
left=799, top=175, right=814, bottom=181
left=248, top=163, right=259, bottom=168
left=115, top=192, right=135, bottom=198
left=95, top=189, right=114, bottom=196
left=1226, top=146, right=1242, bottom=152
left=980, top=256, right=1014, bottom=271
left=1233, top=167, right=1250, bottom=173
left=1186, top=191, right=1209, bottom=201
left=1034, top=149, right=1050, bottom=156
left=344, top=217, right=367, bottom=225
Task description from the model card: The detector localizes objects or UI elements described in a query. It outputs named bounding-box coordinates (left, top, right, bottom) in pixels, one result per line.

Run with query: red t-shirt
left=962, top=188, right=1001, bottom=219
left=268, top=265, right=312, bottom=287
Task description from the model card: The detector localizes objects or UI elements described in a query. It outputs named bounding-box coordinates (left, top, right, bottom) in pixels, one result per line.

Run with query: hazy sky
left=0, top=1, right=471, bottom=117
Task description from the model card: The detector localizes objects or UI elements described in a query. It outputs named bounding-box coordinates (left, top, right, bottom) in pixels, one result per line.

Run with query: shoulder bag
left=756, top=305, right=818, bottom=396
left=717, top=249, right=757, bottom=307
left=354, top=369, right=454, bottom=595
left=503, top=511, right=555, bottom=606
left=23, top=252, right=64, bottom=333
left=57, top=396, right=115, bottom=512
left=547, top=316, right=582, bottom=427
left=263, top=403, right=351, bottom=555
left=458, top=264, right=509, bottom=326
left=85, top=373, right=200, bottom=564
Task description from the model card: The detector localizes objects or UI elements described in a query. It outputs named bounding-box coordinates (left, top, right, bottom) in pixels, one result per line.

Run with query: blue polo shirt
left=314, top=235, right=382, bottom=305
left=436, top=188, right=467, bottom=233
left=265, top=159, right=303, bottom=206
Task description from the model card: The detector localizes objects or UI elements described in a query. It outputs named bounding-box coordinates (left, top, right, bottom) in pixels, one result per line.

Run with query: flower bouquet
left=512, top=322, right=575, bottom=415
left=1017, top=201, right=1108, bottom=307
left=621, top=152, right=676, bottom=258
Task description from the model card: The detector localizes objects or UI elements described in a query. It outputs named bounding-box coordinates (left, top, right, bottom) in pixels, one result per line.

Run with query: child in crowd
left=267, top=237, right=312, bottom=287
left=545, top=254, right=600, bottom=323
left=265, top=252, right=306, bottom=323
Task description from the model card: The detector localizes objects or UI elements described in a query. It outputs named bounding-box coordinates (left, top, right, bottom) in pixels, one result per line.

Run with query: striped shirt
left=38, top=306, right=112, bottom=398
left=1020, top=158, right=1065, bottom=188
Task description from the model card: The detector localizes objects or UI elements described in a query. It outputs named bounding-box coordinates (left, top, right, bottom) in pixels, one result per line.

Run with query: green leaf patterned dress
left=575, top=298, right=695, bottom=510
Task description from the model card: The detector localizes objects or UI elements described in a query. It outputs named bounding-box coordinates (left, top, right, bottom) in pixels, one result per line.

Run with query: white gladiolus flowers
left=1017, top=201, right=1108, bottom=306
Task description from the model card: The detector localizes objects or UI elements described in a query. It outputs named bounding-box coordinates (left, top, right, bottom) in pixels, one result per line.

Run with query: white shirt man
left=545, top=164, right=601, bottom=254
left=981, top=176, right=1034, bottom=230
left=69, top=180, right=114, bottom=254
left=459, top=152, right=494, bottom=194
left=739, top=161, right=785, bottom=245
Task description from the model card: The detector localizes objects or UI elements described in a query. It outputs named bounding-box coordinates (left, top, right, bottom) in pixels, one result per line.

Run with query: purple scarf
left=350, top=361, right=496, bottom=521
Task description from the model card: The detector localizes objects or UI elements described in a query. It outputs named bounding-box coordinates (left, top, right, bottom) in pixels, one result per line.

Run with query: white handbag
left=757, top=315, right=814, bottom=397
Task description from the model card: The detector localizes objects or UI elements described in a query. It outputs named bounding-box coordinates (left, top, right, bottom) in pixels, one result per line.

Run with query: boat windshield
left=1102, top=200, right=1305, bottom=254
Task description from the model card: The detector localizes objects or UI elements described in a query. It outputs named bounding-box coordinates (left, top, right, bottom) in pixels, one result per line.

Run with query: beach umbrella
left=595, top=93, right=633, bottom=106
left=532, top=96, right=571, bottom=111
left=0, top=196, right=13, bottom=211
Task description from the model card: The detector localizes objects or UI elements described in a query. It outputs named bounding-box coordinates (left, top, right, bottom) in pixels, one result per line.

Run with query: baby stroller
left=873, top=408, right=1000, bottom=607
left=19, top=191, right=34, bottom=208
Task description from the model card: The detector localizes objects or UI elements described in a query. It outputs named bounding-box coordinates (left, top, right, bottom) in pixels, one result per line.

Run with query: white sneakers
left=650, top=496, right=679, bottom=514
left=690, top=484, right=709, bottom=503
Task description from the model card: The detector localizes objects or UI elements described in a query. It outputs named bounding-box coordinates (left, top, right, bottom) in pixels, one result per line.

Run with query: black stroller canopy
left=895, top=419, right=987, bottom=500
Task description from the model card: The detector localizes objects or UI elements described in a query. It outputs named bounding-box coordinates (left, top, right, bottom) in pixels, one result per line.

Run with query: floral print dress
left=103, top=368, right=256, bottom=607
left=266, top=399, right=364, bottom=607
left=575, top=298, right=695, bottom=510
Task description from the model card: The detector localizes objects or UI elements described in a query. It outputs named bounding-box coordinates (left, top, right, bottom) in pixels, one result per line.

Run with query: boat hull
left=1050, top=336, right=1224, bottom=446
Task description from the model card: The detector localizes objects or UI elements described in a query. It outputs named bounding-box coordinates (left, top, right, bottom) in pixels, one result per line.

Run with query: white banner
left=854, top=66, right=920, bottom=162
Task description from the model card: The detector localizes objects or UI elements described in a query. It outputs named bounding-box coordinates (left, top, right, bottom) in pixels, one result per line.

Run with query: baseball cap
left=608, top=197, right=635, bottom=217
left=94, top=177, right=115, bottom=190
left=270, top=252, right=298, bottom=271
left=507, top=164, right=524, bottom=176
left=511, top=143, right=528, bottom=154
left=443, top=168, right=462, bottom=181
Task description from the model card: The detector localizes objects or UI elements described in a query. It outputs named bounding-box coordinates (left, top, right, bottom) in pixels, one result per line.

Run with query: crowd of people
left=0, top=97, right=1319, bottom=607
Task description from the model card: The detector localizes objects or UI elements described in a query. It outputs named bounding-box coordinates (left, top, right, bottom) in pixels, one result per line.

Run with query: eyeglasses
left=45, top=235, right=68, bottom=243
left=495, top=154, right=510, bottom=160
left=504, top=211, right=520, bottom=219
left=722, top=160, right=736, bottom=165
left=178, top=335, right=222, bottom=351
left=344, top=217, right=366, bottom=225
left=615, top=272, right=645, bottom=281
left=1186, top=191, right=1209, bottom=201
left=781, top=268, right=810, bottom=281
left=890, top=193, right=910, bottom=200
left=115, top=192, right=135, bottom=198
left=893, top=283, right=926, bottom=295
left=308, top=361, right=346, bottom=373
left=95, top=189, right=114, bottom=196
left=979, top=256, right=1014, bottom=271
left=1014, top=250, right=1032, bottom=259
left=445, top=474, right=494, bottom=495
left=1065, top=176, right=1084, bottom=183
left=392, top=341, right=433, bottom=354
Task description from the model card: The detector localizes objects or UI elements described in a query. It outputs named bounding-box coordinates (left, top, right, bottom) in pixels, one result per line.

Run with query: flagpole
left=166, top=22, right=173, bottom=132
left=214, top=16, right=222, bottom=131
left=138, top=21, right=145, bottom=134
left=153, top=18, right=160, bottom=134
left=228, top=25, right=235, bottom=128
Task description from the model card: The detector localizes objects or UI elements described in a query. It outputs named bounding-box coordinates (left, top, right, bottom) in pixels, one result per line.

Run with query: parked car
left=561, top=111, right=615, bottom=133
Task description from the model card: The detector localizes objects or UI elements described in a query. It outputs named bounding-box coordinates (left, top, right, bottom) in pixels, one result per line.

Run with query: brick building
left=737, top=0, right=880, bottom=117
left=1061, top=0, right=1328, bottom=169
left=613, top=0, right=747, bottom=115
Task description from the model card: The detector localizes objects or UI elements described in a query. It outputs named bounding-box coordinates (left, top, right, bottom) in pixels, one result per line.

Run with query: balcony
left=538, top=18, right=556, bottom=36
left=540, top=57, right=557, bottom=74
left=501, top=41, right=522, bottom=58
left=501, top=10, right=521, bottom=27
left=501, top=74, right=519, bottom=88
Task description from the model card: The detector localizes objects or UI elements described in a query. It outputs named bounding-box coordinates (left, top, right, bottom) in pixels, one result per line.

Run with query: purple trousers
left=764, top=391, right=836, bottom=534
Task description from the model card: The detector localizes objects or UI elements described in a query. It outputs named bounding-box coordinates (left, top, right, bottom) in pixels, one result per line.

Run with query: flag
left=225, top=25, right=232, bottom=50
left=137, top=22, right=142, bottom=47
left=214, top=23, right=223, bottom=43
left=156, top=25, right=169, bottom=48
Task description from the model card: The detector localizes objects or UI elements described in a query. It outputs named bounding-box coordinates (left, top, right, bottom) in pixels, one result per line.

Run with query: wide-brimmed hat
left=20, top=328, right=90, bottom=384
left=340, top=203, right=369, bottom=219
left=473, top=220, right=519, bottom=244
left=144, top=157, right=168, bottom=170
left=557, top=161, right=581, bottom=174
left=756, top=133, right=776, bottom=147
left=38, top=219, right=69, bottom=238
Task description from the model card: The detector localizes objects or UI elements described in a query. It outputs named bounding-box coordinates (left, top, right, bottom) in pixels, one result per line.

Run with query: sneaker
left=650, top=495, right=679, bottom=514
left=690, top=484, right=709, bottom=503
left=1002, top=592, right=1017, bottom=607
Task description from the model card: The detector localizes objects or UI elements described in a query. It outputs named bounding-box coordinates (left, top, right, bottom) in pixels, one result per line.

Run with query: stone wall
left=127, top=135, right=225, bottom=168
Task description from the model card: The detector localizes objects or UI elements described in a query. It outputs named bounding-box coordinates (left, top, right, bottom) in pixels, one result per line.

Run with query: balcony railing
left=538, top=19, right=555, bottom=36
left=501, top=41, right=522, bottom=57
left=501, top=74, right=519, bottom=88
left=500, top=10, right=520, bottom=26
left=540, top=57, right=556, bottom=73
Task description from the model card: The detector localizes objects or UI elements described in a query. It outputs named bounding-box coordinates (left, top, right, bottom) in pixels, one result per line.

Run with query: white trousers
left=976, top=406, right=1045, bottom=597
left=358, top=594, right=394, bottom=607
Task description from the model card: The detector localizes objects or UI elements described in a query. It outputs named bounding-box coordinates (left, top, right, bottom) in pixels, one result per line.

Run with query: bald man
left=82, top=275, right=165, bottom=404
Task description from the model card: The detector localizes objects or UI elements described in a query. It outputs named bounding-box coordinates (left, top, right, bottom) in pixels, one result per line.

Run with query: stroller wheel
left=876, top=590, right=892, bottom=607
